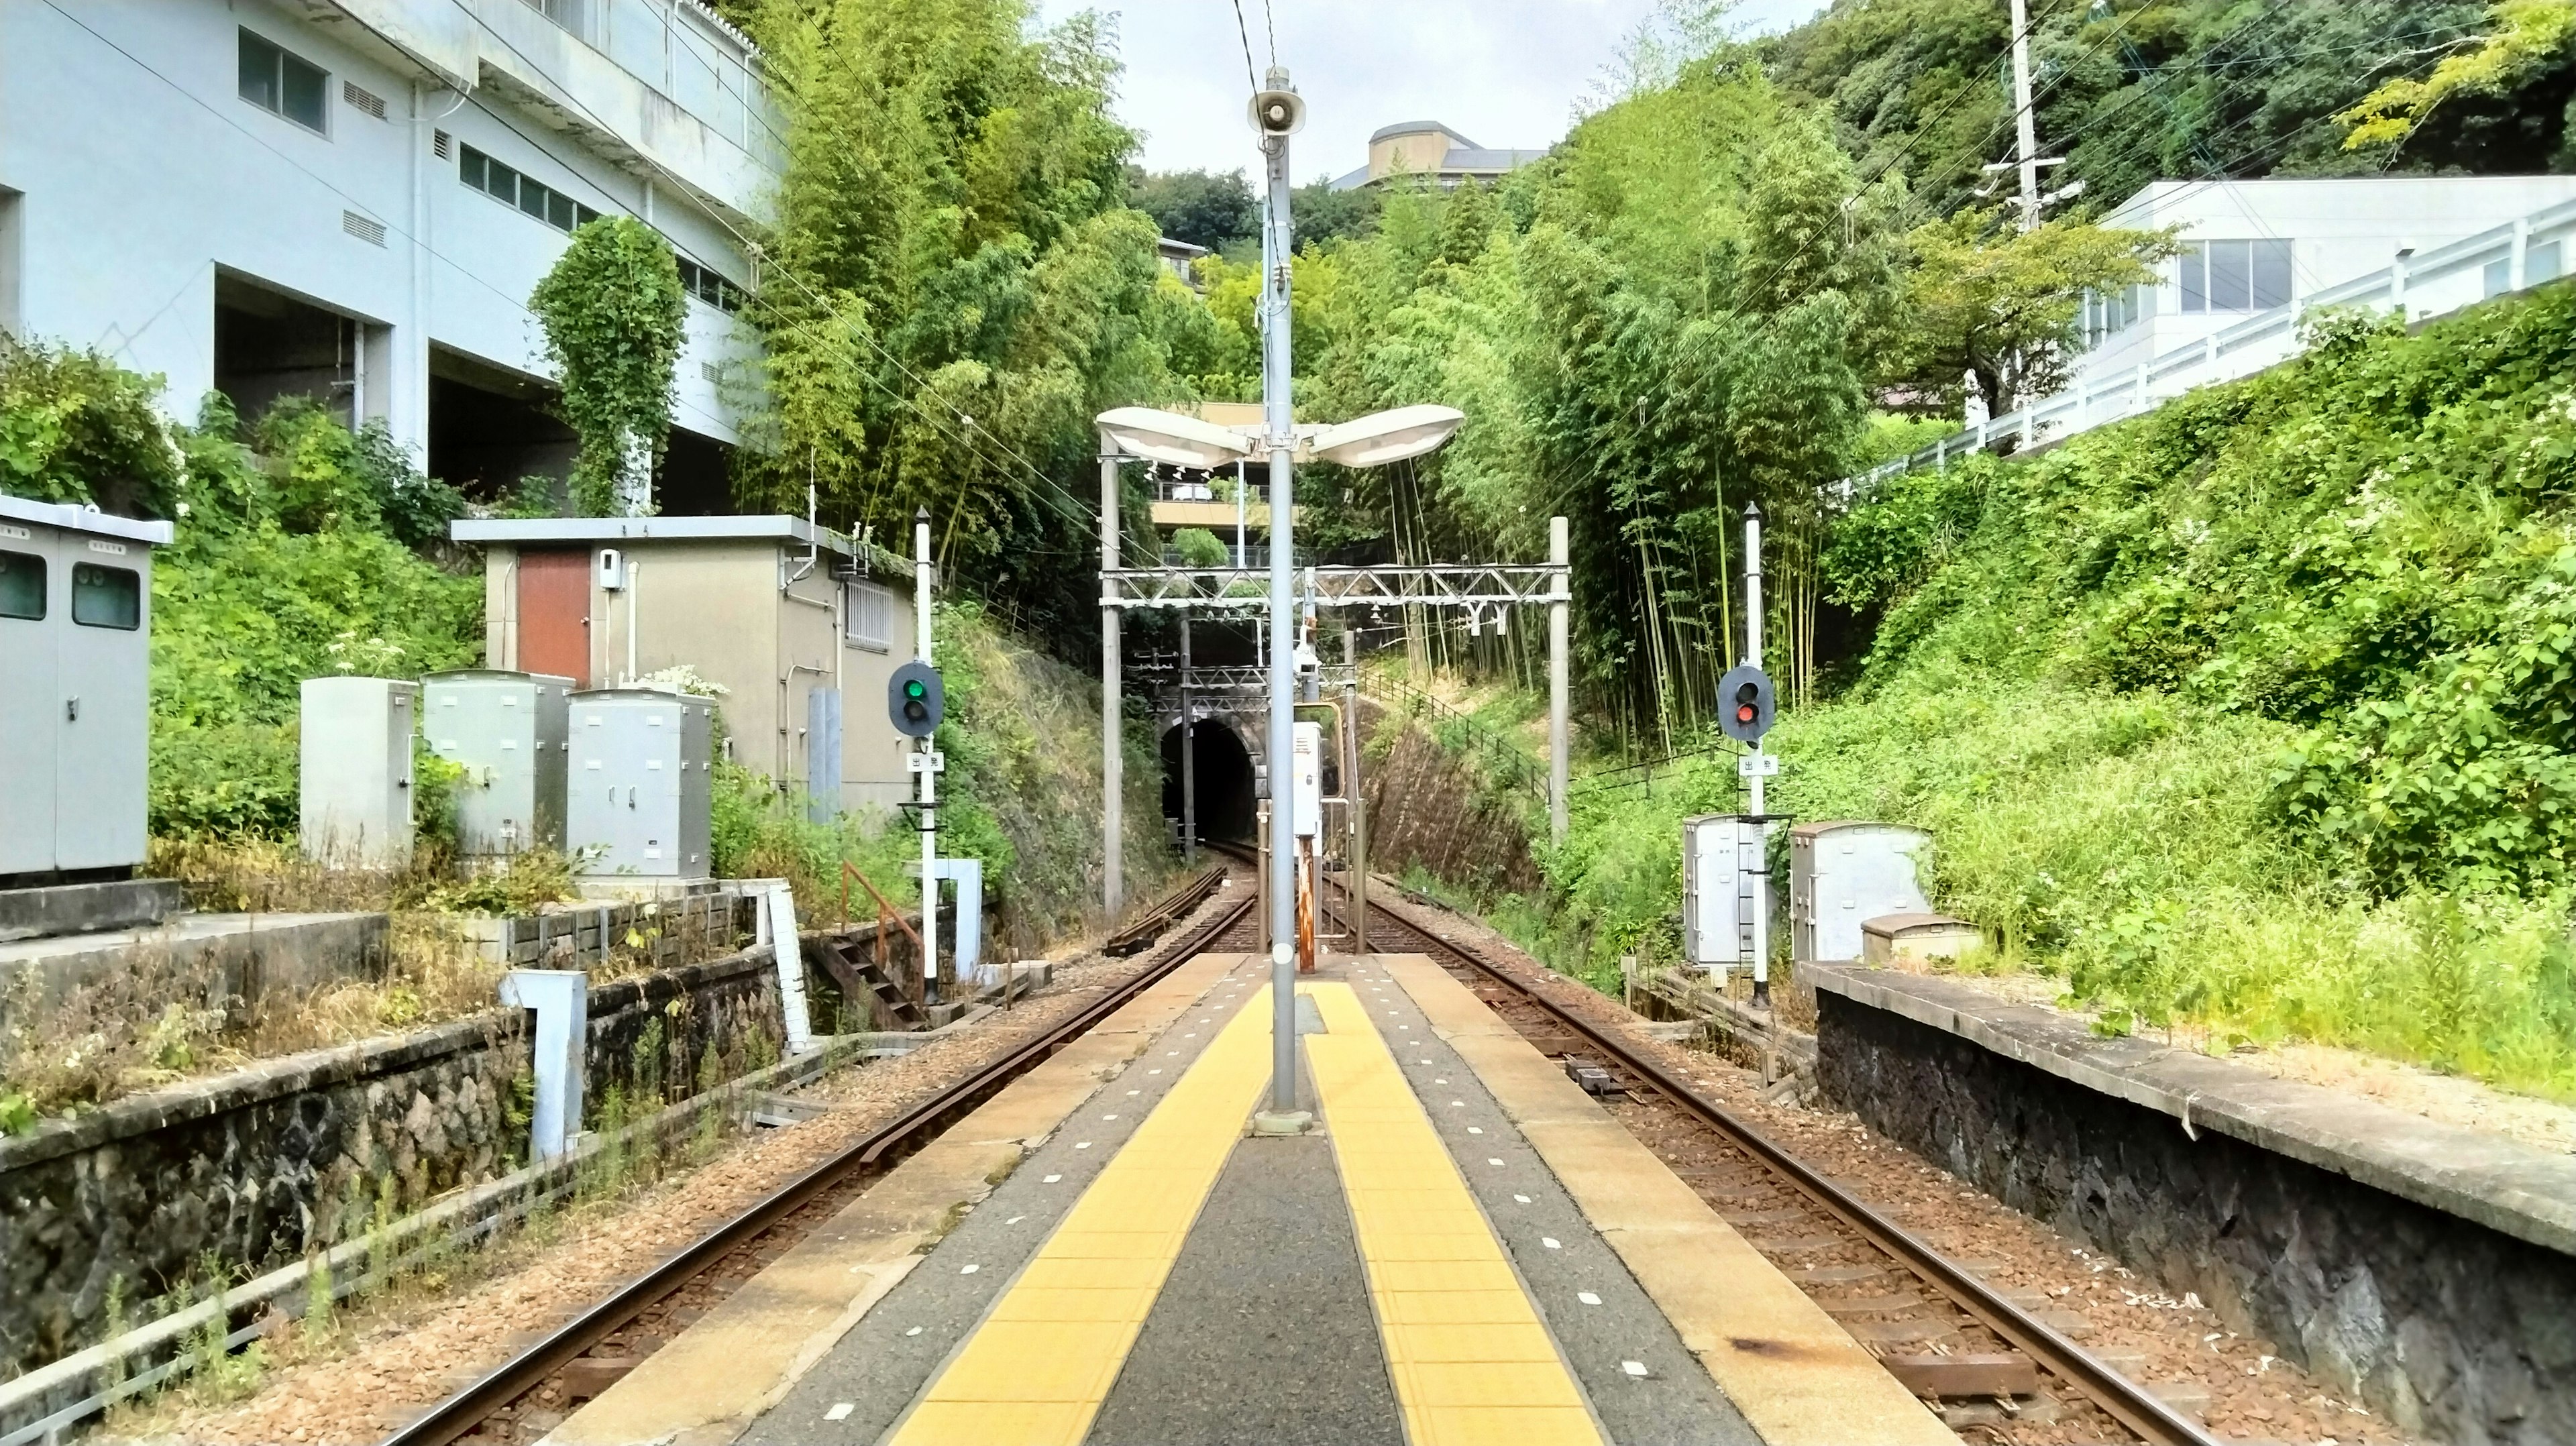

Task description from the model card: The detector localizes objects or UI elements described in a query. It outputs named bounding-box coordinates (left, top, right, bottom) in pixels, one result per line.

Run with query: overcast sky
left=1034, top=0, right=1830, bottom=182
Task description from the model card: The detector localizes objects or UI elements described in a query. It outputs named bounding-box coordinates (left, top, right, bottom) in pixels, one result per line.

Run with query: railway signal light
left=889, top=660, right=943, bottom=738
left=1718, top=663, right=1776, bottom=744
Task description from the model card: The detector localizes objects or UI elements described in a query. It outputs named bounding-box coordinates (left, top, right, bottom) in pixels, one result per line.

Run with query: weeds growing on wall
left=528, top=217, right=688, bottom=515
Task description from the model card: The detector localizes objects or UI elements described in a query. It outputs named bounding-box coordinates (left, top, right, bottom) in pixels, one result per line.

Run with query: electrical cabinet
left=567, top=689, right=713, bottom=879
left=424, top=670, right=572, bottom=860
left=300, top=677, right=418, bottom=867
left=1681, top=814, right=1764, bottom=969
left=1790, top=821, right=1931, bottom=963
left=0, top=496, right=169, bottom=881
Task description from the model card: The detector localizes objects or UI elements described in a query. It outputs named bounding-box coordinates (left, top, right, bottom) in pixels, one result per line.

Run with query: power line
left=1230, top=0, right=1262, bottom=93
left=1261, top=0, right=1278, bottom=70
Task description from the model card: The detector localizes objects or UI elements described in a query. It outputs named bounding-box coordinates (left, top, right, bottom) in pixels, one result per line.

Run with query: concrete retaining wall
left=0, top=941, right=798, bottom=1380
left=1809, top=966, right=2576, bottom=1446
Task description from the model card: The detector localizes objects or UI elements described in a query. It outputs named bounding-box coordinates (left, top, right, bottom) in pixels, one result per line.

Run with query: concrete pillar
left=1100, top=454, right=1123, bottom=921
left=1344, top=626, right=1367, bottom=953
left=1548, top=516, right=1570, bottom=846
left=1180, top=616, right=1195, bottom=864
left=498, top=970, right=586, bottom=1160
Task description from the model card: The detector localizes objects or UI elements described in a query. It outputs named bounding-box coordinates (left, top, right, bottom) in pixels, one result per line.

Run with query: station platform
left=548, top=954, right=1950, bottom=1446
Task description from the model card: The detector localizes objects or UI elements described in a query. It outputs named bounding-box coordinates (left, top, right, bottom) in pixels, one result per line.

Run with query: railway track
left=384, top=875, right=1258, bottom=1446
left=1343, top=885, right=2223, bottom=1446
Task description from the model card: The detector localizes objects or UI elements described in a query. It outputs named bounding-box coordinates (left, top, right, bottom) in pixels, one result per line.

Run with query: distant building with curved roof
left=1328, top=121, right=1546, bottom=191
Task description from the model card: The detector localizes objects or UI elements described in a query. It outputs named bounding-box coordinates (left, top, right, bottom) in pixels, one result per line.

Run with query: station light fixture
left=1306, top=404, right=1466, bottom=469
left=1094, top=407, right=1255, bottom=470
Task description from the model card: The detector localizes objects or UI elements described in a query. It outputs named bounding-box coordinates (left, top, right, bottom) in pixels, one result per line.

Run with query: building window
left=2178, top=239, right=2292, bottom=314
left=0, top=551, right=42, bottom=620
left=674, top=256, right=749, bottom=315
left=239, top=29, right=328, bottom=133
left=2534, top=240, right=2564, bottom=286
left=2082, top=284, right=2141, bottom=346
left=70, top=563, right=140, bottom=630
left=845, top=581, right=896, bottom=652
left=459, top=144, right=600, bottom=235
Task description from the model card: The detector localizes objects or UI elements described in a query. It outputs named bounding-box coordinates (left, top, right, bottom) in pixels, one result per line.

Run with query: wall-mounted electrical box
left=423, top=670, right=572, bottom=861
left=300, top=676, right=417, bottom=868
left=1681, top=814, right=1763, bottom=969
left=596, top=547, right=625, bottom=591
left=0, top=496, right=172, bottom=883
left=1790, top=821, right=1931, bottom=963
left=566, top=688, right=713, bottom=880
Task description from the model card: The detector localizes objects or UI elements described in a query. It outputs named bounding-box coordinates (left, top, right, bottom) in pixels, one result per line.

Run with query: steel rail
left=383, top=886, right=1256, bottom=1446
left=1363, top=895, right=2222, bottom=1446
left=1104, top=862, right=1226, bottom=956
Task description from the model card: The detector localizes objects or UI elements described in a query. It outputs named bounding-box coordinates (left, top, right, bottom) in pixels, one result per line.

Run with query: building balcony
left=327, top=0, right=784, bottom=223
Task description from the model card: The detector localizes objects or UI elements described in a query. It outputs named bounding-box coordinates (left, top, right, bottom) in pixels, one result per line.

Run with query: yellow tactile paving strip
left=1379, top=954, right=1954, bottom=1446
left=884, top=983, right=1277, bottom=1446
left=552, top=952, right=1250, bottom=1446
left=1305, top=982, right=1607, bottom=1446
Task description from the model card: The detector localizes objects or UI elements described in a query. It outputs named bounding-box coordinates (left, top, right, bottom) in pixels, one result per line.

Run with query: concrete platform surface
left=570, top=955, right=1943, bottom=1446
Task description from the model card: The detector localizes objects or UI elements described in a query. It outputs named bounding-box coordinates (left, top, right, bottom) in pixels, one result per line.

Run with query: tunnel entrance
left=1163, top=718, right=1256, bottom=844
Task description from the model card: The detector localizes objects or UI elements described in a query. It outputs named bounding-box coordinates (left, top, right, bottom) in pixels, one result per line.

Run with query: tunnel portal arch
left=1161, top=712, right=1260, bottom=843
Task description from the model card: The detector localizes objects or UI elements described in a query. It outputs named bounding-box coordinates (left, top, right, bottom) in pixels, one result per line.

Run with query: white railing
left=1842, top=194, right=2576, bottom=496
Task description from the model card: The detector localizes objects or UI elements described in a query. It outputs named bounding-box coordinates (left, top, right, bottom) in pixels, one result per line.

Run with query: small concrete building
left=451, top=515, right=917, bottom=812
left=1330, top=121, right=1548, bottom=191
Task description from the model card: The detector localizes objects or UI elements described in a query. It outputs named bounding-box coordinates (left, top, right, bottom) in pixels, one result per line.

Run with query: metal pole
left=916, top=509, right=940, bottom=1005
left=1181, top=616, right=1196, bottom=864
left=1101, top=454, right=1123, bottom=923
left=1743, top=502, right=1769, bottom=1011
left=1258, top=69, right=1306, bottom=1128
left=1344, top=626, right=1367, bottom=954
left=2011, top=0, right=2040, bottom=233
left=1548, top=516, right=1570, bottom=845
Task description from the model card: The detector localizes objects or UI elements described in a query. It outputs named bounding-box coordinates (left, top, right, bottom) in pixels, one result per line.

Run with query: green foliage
left=1760, top=2, right=2569, bottom=221
left=1735, top=279, right=2576, bottom=1093
left=1130, top=166, right=1256, bottom=251
left=737, top=0, right=1201, bottom=636
left=0, top=334, right=183, bottom=518
left=1168, top=526, right=1228, bottom=567
left=1900, top=206, right=2173, bottom=413
left=528, top=217, right=688, bottom=515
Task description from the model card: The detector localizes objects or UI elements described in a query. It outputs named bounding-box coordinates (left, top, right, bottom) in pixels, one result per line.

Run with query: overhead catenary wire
left=1230, top=0, right=1262, bottom=93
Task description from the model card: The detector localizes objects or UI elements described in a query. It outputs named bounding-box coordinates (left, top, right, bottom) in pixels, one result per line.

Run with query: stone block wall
left=0, top=940, right=801, bottom=1380
left=1815, top=991, right=2576, bottom=1446
left=1362, top=720, right=1540, bottom=897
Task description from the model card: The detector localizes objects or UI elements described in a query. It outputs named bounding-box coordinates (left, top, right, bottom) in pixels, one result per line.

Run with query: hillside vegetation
left=1542, top=288, right=2576, bottom=1097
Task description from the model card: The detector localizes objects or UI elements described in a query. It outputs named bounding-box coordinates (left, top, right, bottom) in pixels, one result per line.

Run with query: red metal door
left=516, top=549, right=590, bottom=687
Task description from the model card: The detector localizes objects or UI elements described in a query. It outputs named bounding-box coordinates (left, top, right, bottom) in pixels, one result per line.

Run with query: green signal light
left=905, top=679, right=927, bottom=699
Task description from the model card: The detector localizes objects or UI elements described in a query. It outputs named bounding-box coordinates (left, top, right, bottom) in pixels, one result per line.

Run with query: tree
left=528, top=217, right=686, bottom=516
left=2339, top=0, right=2576, bottom=152
left=1129, top=167, right=1257, bottom=251
left=1900, top=207, right=2171, bottom=416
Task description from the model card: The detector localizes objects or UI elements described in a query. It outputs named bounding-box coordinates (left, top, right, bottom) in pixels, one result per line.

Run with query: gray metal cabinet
left=424, top=670, right=572, bottom=860
left=567, top=689, right=712, bottom=879
left=0, top=496, right=169, bottom=882
left=1681, top=814, right=1764, bottom=969
left=1790, top=821, right=1931, bottom=963
left=299, top=677, right=417, bottom=867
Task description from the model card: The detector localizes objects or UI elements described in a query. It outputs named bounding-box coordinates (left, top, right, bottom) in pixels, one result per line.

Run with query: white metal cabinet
left=425, top=670, right=572, bottom=859
left=0, top=496, right=170, bottom=881
left=299, top=677, right=418, bottom=867
left=567, top=689, right=712, bottom=879
left=1681, top=814, right=1764, bottom=969
left=1790, top=821, right=1931, bottom=963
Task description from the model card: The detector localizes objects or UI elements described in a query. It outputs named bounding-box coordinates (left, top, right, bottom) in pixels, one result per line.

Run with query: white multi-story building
left=0, top=0, right=780, bottom=509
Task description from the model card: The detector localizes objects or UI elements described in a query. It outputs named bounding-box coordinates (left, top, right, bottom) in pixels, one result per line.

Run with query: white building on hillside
left=1852, top=174, right=2576, bottom=490
left=2072, top=176, right=2576, bottom=389
left=0, top=0, right=780, bottom=510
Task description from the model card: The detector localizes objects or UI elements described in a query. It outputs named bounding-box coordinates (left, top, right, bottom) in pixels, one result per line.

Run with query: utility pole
left=1548, top=516, right=1570, bottom=844
left=1253, top=67, right=1309, bottom=1133
left=915, top=508, right=940, bottom=1005
left=2010, top=0, right=2041, bottom=233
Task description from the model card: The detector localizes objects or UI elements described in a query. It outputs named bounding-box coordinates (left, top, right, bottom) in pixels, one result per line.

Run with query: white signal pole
left=1743, top=502, right=1770, bottom=1011
left=914, top=509, right=941, bottom=1005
